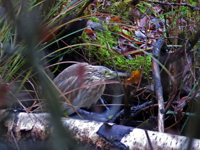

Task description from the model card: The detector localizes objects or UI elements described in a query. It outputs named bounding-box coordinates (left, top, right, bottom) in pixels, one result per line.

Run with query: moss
left=104, top=0, right=132, bottom=17
left=86, top=43, right=152, bottom=79
left=80, top=18, right=152, bottom=79
left=89, top=17, right=99, bottom=23
left=108, top=24, right=121, bottom=33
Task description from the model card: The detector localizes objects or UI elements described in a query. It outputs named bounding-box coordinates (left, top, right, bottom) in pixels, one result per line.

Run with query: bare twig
left=152, top=39, right=167, bottom=132
left=146, top=1, right=200, bottom=11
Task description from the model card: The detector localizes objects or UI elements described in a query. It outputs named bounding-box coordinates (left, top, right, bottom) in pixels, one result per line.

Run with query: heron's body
left=53, top=63, right=115, bottom=115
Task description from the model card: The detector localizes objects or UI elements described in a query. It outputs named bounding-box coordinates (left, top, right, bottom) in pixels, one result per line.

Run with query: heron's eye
left=104, top=71, right=109, bottom=75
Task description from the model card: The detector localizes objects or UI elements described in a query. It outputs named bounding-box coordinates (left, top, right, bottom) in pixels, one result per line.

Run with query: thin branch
left=147, top=0, right=200, bottom=11
left=152, top=39, right=167, bottom=132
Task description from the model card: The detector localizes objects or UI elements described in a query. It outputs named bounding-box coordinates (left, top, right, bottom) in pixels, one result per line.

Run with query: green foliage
left=81, top=19, right=152, bottom=79
left=0, top=0, right=87, bottom=110
left=89, top=17, right=99, bottom=23
left=103, top=0, right=131, bottom=17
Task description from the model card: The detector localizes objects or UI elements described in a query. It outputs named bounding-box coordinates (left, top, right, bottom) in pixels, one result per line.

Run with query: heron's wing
left=53, top=63, right=88, bottom=84
left=53, top=63, right=89, bottom=102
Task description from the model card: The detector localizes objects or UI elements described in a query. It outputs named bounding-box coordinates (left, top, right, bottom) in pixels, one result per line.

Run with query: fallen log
left=1, top=112, right=200, bottom=150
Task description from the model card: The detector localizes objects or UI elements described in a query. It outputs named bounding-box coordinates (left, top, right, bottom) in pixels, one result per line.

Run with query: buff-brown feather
left=53, top=63, right=115, bottom=115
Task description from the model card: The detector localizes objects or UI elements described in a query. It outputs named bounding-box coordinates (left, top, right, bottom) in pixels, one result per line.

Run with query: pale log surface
left=2, top=112, right=200, bottom=150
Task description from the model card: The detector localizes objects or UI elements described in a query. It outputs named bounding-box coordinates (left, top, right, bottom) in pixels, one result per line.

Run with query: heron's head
left=90, top=65, right=129, bottom=80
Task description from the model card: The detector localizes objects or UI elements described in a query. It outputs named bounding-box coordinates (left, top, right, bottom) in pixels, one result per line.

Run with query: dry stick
left=152, top=39, right=167, bottom=132
left=146, top=0, right=200, bottom=11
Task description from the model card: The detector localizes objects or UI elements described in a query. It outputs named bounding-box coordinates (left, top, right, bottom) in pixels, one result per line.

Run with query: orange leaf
left=125, top=70, right=141, bottom=84
left=84, top=28, right=95, bottom=35
left=110, top=16, right=122, bottom=23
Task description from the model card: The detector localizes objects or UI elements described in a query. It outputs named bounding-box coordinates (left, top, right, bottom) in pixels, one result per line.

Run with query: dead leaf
left=84, top=28, right=95, bottom=35
left=125, top=70, right=141, bottom=84
left=110, top=16, right=122, bottom=23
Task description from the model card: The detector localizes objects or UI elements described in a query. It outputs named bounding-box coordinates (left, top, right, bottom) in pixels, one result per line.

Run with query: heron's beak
left=105, top=71, right=131, bottom=79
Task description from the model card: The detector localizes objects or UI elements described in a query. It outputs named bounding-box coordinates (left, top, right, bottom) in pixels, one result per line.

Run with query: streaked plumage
left=53, top=63, right=118, bottom=115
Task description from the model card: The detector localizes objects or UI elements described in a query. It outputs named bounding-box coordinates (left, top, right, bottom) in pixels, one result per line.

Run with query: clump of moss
left=89, top=17, right=99, bottom=22
left=96, top=46, right=152, bottom=79
left=80, top=18, right=152, bottom=79
left=101, top=0, right=132, bottom=18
